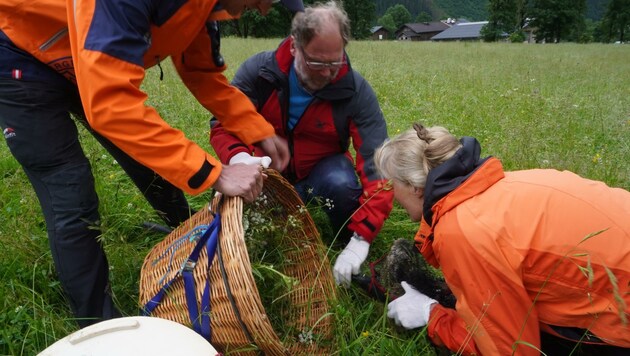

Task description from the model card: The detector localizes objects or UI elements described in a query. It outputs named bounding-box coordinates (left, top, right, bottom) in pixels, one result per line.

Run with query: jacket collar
left=415, top=141, right=504, bottom=266
left=423, top=137, right=496, bottom=226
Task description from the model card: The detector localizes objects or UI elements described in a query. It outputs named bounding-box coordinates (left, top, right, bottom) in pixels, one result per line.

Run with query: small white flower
left=298, top=328, right=314, bottom=344
left=287, top=215, right=301, bottom=228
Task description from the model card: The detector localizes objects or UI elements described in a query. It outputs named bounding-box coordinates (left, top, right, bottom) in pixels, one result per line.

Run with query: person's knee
left=40, top=162, right=100, bottom=235
left=315, top=155, right=359, bottom=188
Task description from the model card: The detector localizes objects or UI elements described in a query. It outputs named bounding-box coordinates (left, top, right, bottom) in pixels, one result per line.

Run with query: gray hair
left=291, top=1, right=350, bottom=48
left=374, top=123, right=462, bottom=188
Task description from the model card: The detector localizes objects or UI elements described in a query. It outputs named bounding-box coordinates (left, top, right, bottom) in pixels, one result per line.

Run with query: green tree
left=415, top=11, right=432, bottom=22
left=601, top=0, right=630, bottom=42
left=529, top=0, right=587, bottom=43
left=377, top=13, right=397, bottom=35
left=221, top=7, right=293, bottom=38
left=343, top=0, right=377, bottom=39
left=384, top=4, right=413, bottom=30
left=482, top=0, right=527, bottom=41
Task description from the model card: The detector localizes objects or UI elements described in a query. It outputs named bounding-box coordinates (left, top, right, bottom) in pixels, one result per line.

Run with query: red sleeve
left=209, top=121, right=253, bottom=164
left=346, top=121, right=393, bottom=243
left=346, top=179, right=393, bottom=243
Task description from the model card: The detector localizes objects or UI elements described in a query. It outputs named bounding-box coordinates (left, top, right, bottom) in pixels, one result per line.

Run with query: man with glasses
left=210, top=1, right=393, bottom=287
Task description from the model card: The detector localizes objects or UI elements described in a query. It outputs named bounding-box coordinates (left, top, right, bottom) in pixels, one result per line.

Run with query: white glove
left=387, top=281, right=437, bottom=329
left=229, top=152, right=271, bottom=169
left=333, top=233, right=370, bottom=287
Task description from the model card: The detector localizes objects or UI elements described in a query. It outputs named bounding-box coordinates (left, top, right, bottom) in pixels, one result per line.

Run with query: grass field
left=0, top=38, right=628, bottom=355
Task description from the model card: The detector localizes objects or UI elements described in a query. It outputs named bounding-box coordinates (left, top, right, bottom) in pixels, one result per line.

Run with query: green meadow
left=0, top=38, right=628, bottom=355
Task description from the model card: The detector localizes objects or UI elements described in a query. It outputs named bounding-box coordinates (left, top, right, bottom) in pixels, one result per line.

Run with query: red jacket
left=0, top=0, right=275, bottom=195
left=415, top=137, right=630, bottom=355
left=210, top=38, right=393, bottom=242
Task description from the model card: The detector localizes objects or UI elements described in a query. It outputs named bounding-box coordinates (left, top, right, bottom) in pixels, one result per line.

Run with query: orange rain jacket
left=0, top=0, right=275, bottom=195
left=414, top=137, right=630, bottom=355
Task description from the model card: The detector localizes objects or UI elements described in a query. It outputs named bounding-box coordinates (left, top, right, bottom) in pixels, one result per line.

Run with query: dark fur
left=381, top=238, right=456, bottom=308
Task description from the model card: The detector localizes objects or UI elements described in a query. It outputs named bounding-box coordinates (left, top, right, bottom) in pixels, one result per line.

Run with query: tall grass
left=0, top=39, right=628, bottom=355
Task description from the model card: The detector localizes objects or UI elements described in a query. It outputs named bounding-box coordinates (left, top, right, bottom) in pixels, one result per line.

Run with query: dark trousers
left=0, top=77, right=191, bottom=327
left=294, top=153, right=362, bottom=243
left=540, top=332, right=629, bottom=356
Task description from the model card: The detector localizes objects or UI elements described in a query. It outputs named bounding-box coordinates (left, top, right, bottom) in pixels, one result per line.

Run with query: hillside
left=586, top=0, right=610, bottom=20
left=374, top=0, right=610, bottom=22
left=374, top=0, right=488, bottom=21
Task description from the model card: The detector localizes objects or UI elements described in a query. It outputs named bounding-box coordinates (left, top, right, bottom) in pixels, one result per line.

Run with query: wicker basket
left=139, top=170, right=337, bottom=355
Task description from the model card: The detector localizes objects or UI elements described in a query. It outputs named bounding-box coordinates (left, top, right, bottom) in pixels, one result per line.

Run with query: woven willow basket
left=139, top=170, right=337, bottom=355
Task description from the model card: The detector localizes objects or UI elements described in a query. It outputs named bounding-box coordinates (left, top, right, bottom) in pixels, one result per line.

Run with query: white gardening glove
left=333, top=233, right=370, bottom=287
left=229, top=152, right=271, bottom=168
left=387, top=281, right=438, bottom=329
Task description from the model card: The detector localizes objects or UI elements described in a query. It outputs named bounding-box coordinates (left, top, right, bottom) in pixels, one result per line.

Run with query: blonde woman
left=375, top=123, right=630, bottom=355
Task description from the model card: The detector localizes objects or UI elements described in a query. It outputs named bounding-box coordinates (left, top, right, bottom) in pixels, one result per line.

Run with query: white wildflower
left=298, top=329, right=314, bottom=344
left=324, top=198, right=335, bottom=210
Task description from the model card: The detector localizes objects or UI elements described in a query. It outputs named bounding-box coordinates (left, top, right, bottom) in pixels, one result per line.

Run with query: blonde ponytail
left=375, top=123, right=462, bottom=188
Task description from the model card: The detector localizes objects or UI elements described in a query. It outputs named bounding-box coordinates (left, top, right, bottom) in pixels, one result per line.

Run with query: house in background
left=431, top=21, right=493, bottom=42
left=370, top=26, right=389, bottom=40
left=522, top=18, right=537, bottom=43
left=395, top=21, right=451, bottom=41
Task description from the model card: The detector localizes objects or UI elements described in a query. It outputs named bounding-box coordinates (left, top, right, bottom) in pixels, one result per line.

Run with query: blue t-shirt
left=287, top=64, right=314, bottom=131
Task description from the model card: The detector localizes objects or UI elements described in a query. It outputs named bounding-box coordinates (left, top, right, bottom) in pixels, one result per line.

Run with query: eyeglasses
left=300, top=47, right=346, bottom=71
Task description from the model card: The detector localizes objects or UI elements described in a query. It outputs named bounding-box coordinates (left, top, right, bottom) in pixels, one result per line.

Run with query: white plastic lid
left=38, top=316, right=220, bottom=355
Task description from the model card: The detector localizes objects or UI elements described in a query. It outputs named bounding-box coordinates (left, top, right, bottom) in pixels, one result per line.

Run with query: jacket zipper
left=39, top=28, right=69, bottom=51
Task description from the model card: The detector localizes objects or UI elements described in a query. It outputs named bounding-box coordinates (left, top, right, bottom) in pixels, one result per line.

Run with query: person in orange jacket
left=374, top=123, right=630, bottom=355
left=0, top=0, right=302, bottom=327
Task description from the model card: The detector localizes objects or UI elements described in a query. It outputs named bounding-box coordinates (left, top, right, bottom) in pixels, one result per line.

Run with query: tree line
left=482, top=0, right=629, bottom=43
left=220, top=0, right=628, bottom=43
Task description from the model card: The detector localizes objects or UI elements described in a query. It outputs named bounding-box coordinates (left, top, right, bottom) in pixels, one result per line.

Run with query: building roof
left=370, top=26, right=387, bottom=33
left=397, top=21, right=451, bottom=36
left=431, top=21, right=488, bottom=40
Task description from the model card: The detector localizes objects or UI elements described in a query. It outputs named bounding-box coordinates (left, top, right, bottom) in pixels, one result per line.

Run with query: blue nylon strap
left=182, top=269, right=201, bottom=334
left=200, top=220, right=220, bottom=339
left=143, top=213, right=221, bottom=342
left=142, top=277, right=177, bottom=316
left=182, top=214, right=221, bottom=340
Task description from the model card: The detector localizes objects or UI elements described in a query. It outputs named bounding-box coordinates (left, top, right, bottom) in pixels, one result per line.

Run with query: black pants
left=0, top=77, right=191, bottom=327
left=540, top=332, right=629, bottom=356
